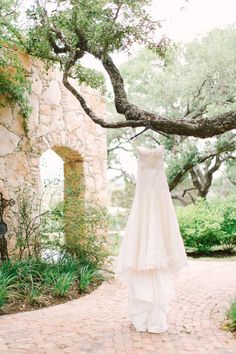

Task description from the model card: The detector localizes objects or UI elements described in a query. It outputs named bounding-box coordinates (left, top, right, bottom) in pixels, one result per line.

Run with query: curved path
left=0, top=260, right=236, bottom=354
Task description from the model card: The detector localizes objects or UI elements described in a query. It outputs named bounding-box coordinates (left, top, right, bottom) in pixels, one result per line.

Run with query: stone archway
left=0, top=58, right=108, bottom=249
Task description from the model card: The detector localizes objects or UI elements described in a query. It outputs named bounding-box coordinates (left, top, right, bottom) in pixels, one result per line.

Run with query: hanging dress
left=117, top=145, right=188, bottom=333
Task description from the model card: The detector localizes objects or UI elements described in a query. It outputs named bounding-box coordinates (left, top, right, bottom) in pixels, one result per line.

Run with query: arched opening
left=40, top=149, right=64, bottom=212
left=40, top=146, right=84, bottom=243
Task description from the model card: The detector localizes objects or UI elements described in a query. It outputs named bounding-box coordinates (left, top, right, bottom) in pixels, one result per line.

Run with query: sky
left=108, top=0, right=236, bottom=66
left=152, top=0, right=236, bottom=42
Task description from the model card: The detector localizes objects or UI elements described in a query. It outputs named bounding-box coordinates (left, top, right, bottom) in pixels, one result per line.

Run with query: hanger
left=130, top=121, right=161, bottom=144
left=130, top=121, right=152, bottom=140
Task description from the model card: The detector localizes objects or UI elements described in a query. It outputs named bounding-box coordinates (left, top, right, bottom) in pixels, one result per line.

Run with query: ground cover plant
left=0, top=256, right=105, bottom=315
left=227, top=298, right=236, bottom=332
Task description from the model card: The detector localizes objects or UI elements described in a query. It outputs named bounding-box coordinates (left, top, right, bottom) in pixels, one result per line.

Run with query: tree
left=107, top=28, right=236, bottom=201
left=1, top=0, right=235, bottom=138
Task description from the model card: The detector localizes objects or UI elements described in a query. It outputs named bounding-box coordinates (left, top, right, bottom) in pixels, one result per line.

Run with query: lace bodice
left=136, top=145, right=169, bottom=195
left=136, top=146, right=165, bottom=170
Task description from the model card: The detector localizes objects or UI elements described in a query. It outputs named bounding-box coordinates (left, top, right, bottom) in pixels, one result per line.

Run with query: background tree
left=108, top=28, right=236, bottom=206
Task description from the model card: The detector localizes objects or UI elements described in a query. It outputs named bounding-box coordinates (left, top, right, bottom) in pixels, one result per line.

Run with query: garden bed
left=0, top=257, right=111, bottom=316
left=0, top=278, right=102, bottom=316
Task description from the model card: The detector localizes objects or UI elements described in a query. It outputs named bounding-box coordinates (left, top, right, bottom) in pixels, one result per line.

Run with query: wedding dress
left=117, top=145, right=188, bottom=333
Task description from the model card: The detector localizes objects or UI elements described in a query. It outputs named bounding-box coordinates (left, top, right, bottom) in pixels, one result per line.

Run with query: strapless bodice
left=136, top=146, right=164, bottom=170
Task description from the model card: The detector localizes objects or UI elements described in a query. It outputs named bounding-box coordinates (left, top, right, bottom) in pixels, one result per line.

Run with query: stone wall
left=0, top=56, right=108, bottom=211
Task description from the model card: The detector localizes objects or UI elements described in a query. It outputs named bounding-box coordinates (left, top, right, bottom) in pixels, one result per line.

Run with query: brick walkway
left=0, top=260, right=235, bottom=354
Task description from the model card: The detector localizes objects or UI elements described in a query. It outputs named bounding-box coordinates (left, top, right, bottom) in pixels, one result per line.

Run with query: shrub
left=219, top=206, right=236, bottom=252
left=8, top=188, right=49, bottom=260
left=177, top=198, right=236, bottom=255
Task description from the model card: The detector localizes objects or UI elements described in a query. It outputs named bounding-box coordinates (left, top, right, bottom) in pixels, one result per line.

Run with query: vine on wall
left=0, top=42, right=32, bottom=132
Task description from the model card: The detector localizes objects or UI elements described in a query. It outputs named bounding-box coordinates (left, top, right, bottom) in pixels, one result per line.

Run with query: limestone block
left=0, top=158, right=6, bottom=180
left=0, top=180, right=5, bottom=189
left=27, top=94, right=39, bottom=133
left=53, top=69, right=63, bottom=82
left=36, top=123, right=50, bottom=138
left=31, top=75, right=43, bottom=95
left=59, top=132, right=68, bottom=146
left=95, top=173, right=107, bottom=191
left=96, top=124, right=105, bottom=135
left=0, top=105, right=13, bottom=127
left=0, top=125, right=21, bottom=156
left=63, top=87, right=81, bottom=108
left=64, top=111, right=81, bottom=131
left=85, top=134, right=96, bottom=150
left=96, top=140, right=107, bottom=155
left=28, top=157, right=39, bottom=169
left=97, top=189, right=108, bottom=206
left=43, top=80, right=61, bottom=105
left=12, top=109, right=26, bottom=135
left=54, top=119, right=65, bottom=132
left=20, top=137, right=32, bottom=153
left=40, top=114, right=50, bottom=126
left=50, top=132, right=64, bottom=147
left=51, top=105, right=65, bottom=131
left=85, top=175, right=96, bottom=190
left=40, top=105, right=52, bottom=116
left=5, top=152, right=29, bottom=188
left=92, top=159, right=103, bottom=174
left=35, top=135, right=51, bottom=152
left=83, top=162, right=90, bottom=176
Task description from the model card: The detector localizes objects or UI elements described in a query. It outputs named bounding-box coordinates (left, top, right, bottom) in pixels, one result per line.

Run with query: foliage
left=0, top=1, right=32, bottom=127
left=8, top=188, right=49, bottom=260
left=177, top=198, right=236, bottom=254
left=227, top=298, right=236, bottom=331
left=78, top=264, right=102, bottom=292
left=74, top=64, right=106, bottom=94
left=121, top=27, right=236, bottom=118
left=220, top=206, right=236, bottom=251
left=166, top=140, right=199, bottom=186
left=0, top=269, right=16, bottom=308
left=7, top=175, right=110, bottom=269
left=0, top=255, right=105, bottom=311
left=52, top=273, right=76, bottom=297
left=225, top=158, right=236, bottom=185
left=0, top=45, right=32, bottom=122
left=60, top=172, right=110, bottom=270
left=24, top=0, right=159, bottom=91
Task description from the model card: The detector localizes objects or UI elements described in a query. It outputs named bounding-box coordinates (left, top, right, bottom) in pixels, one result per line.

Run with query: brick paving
left=0, top=260, right=236, bottom=354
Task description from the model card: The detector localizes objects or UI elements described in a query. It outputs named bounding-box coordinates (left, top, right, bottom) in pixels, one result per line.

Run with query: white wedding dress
left=117, top=145, right=188, bottom=333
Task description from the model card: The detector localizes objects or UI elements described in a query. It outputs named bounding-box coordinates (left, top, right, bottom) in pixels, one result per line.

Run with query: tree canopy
left=108, top=28, right=236, bottom=202
left=1, top=0, right=236, bottom=138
